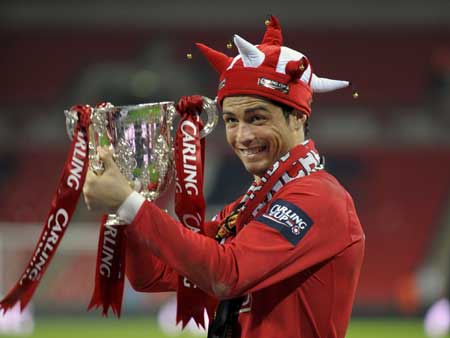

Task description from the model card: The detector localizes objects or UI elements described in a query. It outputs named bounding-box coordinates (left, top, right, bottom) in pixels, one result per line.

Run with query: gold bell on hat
left=226, top=41, right=233, bottom=49
left=186, top=53, right=193, bottom=59
left=351, top=84, right=359, bottom=99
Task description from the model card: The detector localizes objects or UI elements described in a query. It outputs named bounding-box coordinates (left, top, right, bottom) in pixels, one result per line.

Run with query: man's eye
left=224, top=117, right=238, bottom=124
left=251, top=115, right=265, bottom=123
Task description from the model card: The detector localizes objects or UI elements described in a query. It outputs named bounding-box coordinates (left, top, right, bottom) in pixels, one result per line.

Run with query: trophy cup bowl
left=65, top=97, right=219, bottom=209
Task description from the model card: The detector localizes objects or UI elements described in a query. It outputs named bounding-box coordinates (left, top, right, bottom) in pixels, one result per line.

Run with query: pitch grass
left=0, top=316, right=429, bottom=338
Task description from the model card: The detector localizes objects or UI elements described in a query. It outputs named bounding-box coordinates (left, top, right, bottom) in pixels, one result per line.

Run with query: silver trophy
left=65, top=97, right=219, bottom=224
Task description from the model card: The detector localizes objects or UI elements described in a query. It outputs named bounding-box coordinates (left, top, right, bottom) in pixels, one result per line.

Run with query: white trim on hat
left=276, top=46, right=311, bottom=84
left=276, top=46, right=304, bottom=74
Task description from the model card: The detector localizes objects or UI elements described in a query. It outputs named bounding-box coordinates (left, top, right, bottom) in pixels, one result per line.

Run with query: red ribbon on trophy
left=88, top=215, right=127, bottom=317
left=174, top=95, right=217, bottom=328
left=0, top=105, right=92, bottom=314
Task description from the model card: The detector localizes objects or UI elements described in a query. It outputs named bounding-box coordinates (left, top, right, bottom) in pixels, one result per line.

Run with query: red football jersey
left=125, top=170, right=364, bottom=338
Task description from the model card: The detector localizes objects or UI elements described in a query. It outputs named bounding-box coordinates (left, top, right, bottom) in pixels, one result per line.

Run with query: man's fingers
left=97, top=146, right=115, bottom=170
left=83, top=172, right=92, bottom=210
left=83, top=147, right=131, bottom=214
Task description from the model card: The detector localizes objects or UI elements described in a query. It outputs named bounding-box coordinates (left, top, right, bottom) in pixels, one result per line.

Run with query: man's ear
left=290, top=112, right=307, bottom=131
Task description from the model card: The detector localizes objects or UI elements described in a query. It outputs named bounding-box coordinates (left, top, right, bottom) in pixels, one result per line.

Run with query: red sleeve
left=125, top=232, right=178, bottom=292
left=125, top=206, right=235, bottom=293
left=125, top=174, right=364, bottom=299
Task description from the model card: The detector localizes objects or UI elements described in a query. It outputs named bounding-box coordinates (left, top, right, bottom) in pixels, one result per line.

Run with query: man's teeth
left=241, top=146, right=265, bottom=155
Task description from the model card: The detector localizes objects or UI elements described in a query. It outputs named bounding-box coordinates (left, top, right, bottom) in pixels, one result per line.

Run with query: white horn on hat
left=311, top=73, right=350, bottom=93
left=233, top=34, right=265, bottom=68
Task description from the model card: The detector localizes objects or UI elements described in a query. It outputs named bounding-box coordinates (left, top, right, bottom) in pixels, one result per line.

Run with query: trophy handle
left=166, top=96, right=219, bottom=139
left=64, top=106, right=108, bottom=175
left=199, top=96, right=219, bottom=138
left=64, top=109, right=78, bottom=141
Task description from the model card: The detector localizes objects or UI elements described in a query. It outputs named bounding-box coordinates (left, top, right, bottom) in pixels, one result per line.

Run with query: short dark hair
left=270, top=100, right=310, bottom=137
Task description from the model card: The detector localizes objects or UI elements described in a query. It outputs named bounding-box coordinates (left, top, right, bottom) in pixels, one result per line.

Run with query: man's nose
left=236, top=123, right=254, bottom=145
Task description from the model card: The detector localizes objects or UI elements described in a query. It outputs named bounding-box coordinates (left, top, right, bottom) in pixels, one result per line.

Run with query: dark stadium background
left=0, top=0, right=449, bottom=337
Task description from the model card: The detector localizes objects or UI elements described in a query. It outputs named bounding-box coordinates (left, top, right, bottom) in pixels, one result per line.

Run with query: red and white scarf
left=233, top=140, right=323, bottom=232
left=216, top=140, right=323, bottom=241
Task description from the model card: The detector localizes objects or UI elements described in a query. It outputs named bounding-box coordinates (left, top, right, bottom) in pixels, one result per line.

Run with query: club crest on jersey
left=256, top=199, right=313, bottom=245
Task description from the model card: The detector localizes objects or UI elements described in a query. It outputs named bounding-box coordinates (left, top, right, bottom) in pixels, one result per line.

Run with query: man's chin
left=243, top=162, right=268, bottom=178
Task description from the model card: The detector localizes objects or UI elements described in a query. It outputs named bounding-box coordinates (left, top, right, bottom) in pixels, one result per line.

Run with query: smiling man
left=83, top=16, right=365, bottom=338
left=222, top=96, right=307, bottom=178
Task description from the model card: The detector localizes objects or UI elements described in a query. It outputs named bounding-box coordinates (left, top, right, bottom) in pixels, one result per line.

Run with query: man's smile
left=238, top=145, right=268, bottom=158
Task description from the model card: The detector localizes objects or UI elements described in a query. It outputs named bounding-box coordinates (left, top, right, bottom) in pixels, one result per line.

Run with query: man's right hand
left=83, top=147, right=133, bottom=214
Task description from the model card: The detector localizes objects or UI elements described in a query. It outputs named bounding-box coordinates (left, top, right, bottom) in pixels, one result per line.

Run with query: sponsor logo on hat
left=258, top=77, right=290, bottom=94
